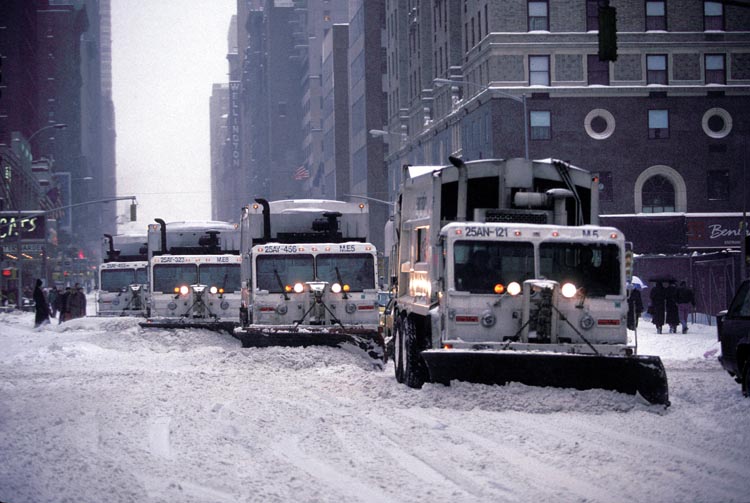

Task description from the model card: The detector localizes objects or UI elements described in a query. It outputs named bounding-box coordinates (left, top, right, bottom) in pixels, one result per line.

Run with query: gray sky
left=111, top=1, right=235, bottom=230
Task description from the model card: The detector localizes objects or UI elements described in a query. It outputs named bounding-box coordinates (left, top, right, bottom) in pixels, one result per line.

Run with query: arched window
left=641, top=175, right=675, bottom=213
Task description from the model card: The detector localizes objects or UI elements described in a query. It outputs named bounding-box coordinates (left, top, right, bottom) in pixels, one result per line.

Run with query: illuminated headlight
left=179, top=285, right=189, bottom=296
left=580, top=314, right=595, bottom=330
left=342, top=284, right=350, bottom=293
left=561, top=282, right=578, bottom=298
left=345, top=303, right=357, bottom=314
left=111, top=298, right=120, bottom=306
left=481, top=311, right=496, bottom=327
left=276, top=304, right=288, bottom=315
left=293, top=283, right=304, bottom=293
left=507, top=282, right=522, bottom=296
left=220, top=301, right=230, bottom=310
left=209, top=286, right=218, bottom=294
left=330, top=283, right=342, bottom=293
left=167, top=301, right=177, bottom=310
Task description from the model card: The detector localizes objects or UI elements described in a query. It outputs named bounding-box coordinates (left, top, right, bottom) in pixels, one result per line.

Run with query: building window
left=642, top=175, right=675, bottom=213
left=529, top=55, right=550, bottom=86
left=646, top=1, right=666, bottom=30
left=528, top=1, right=548, bottom=31
left=587, top=55, right=610, bottom=85
left=646, top=54, right=668, bottom=84
left=704, top=1, right=724, bottom=30
left=701, top=107, right=733, bottom=138
left=648, top=110, right=669, bottom=139
left=584, top=108, right=616, bottom=140
left=705, top=54, right=726, bottom=84
left=707, top=170, right=730, bottom=200
left=530, top=111, right=551, bottom=140
left=586, top=0, right=599, bottom=31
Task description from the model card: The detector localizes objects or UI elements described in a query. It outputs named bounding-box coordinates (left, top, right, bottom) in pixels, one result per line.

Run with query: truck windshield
left=135, top=267, right=148, bottom=285
left=152, top=264, right=198, bottom=293
left=199, top=263, right=241, bottom=293
left=454, top=241, right=534, bottom=293
left=539, top=242, right=621, bottom=297
left=100, top=269, right=137, bottom=292
left=256, top=254, right=314, bottom=292
left=316, top=253, right=375, bottom=291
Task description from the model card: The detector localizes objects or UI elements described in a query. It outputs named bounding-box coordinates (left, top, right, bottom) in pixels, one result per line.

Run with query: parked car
left=717, top=279, right=750, bottom=397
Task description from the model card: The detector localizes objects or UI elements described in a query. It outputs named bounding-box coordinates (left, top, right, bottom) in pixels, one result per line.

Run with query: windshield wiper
left=274, top=268, right=289, bottom=300
left=335, top=266, right=349, bottom=299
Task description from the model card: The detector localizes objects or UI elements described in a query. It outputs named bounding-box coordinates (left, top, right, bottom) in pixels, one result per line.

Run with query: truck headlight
left=331, top=283, right=342, bottom=293
left=561, top=282, right=578, bottom=298
left=209, top=286, right=218, bottom=294
left=179, top=285, right=189, bottom=296
left=507, top=282, right=522, bottom=296
left=293, top=283, right=304, bottom=293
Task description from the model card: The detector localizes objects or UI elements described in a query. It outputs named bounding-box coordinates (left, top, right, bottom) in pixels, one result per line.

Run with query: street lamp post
left=26, top=123, right=68, bottom=144
left=433, top=78, right=529, bottom=160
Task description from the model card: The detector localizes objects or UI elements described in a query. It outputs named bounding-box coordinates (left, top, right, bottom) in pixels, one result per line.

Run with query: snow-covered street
left=1, top=310, right=748, bottom=503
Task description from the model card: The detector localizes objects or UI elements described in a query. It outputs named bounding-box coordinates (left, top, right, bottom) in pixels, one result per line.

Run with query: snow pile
left=0, top=311, right=748, bottom=503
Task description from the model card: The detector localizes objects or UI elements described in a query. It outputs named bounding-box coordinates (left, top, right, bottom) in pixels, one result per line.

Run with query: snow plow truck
left=96, top=234, right=149, bottom=317
left=140, top=220, right=241, bottom=332
left=387, top=157, right=669, bottom=405
left=234, top=199, right=383, bottom=360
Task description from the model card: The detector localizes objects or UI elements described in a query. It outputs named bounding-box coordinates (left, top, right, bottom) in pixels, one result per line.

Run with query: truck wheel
left=742, top=361, right=749, bottom=398
left=403, top=315, right=428, bottom=389
left=393, top=314, right=405, bottom=384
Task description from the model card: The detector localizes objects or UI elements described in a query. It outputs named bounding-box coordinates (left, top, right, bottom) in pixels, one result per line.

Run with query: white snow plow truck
left=234, top=199, right=383, bottom=360
left=96, top=234, right=149, bottom=317
left=140, top=220, right=241, bottom=332
left=388, top=156, right=669, bottom=405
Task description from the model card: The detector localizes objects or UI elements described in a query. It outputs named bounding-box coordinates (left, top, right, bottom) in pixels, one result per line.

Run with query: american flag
left=294, top=165, right=310, bottom=180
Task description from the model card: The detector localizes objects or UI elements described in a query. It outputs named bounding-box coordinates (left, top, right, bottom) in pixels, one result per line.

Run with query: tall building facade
left=0, top=0, right=116, bottom=287
left=380, top=0, right=750, bottom=255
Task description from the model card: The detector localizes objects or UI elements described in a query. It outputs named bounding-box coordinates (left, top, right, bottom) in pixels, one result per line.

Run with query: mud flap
left=234, top=327, right=385, bottom=362
left=421, top=350, right=670, bottom=406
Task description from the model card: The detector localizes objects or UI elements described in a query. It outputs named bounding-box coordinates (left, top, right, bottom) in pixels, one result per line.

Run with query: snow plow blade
left=139, top=319, right=238, bottom=333
left=235, top=326, right=384, bottom=361
left=421, top=350, right=670, bottom=406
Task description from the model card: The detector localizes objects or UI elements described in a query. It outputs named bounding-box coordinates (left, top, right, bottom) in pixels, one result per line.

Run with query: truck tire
left=403, top=315, right=428, bottom=389
left=393, top=314, right=405, bottom=384
left=742, top=360, right=749, bottom=398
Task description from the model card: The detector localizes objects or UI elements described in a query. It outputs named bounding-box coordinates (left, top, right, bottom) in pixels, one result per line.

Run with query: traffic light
left=598, top=5, right=617, bottom=62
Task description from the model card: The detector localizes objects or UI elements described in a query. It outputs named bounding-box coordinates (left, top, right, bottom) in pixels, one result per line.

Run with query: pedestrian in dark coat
left=69, top=283, right=87, bottom=319
left=33, top=279, right=50, bottom=328
left=676, top=280, right=696, bottom=333
left=58, top=287, right=72, bottom=323
left=627, top=283, right=644, bottom=330
left=665, top=280, right=680, bottom=333
left=649, top=281, right=667, bottom=333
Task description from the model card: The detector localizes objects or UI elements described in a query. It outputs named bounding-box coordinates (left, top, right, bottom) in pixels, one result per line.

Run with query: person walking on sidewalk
left=677, top=280, right=696, bottom=334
